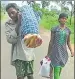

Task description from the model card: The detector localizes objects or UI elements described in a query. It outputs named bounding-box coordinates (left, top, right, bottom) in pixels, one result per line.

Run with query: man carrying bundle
left=5, top=3, right=42, bottom=79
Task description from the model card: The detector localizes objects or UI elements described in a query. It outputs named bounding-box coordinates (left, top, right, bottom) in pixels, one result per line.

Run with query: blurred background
left=1, top=1, right=74, bottom=43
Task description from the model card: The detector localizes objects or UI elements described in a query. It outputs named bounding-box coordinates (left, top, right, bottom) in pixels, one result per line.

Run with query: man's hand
left=15, top=12, right=21, bottom=35
left=71, top=52, right=74, bottom=57
left=17, top=12, right=21, bottom=26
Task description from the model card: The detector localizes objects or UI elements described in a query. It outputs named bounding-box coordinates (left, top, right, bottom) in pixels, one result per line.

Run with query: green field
left=1, top=12, right=8, bottom=21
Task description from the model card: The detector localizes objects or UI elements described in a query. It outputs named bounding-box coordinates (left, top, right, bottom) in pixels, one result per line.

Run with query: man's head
left=6, top=3, right=19, bottom=22
left=58, top=13, right=68, bottom=25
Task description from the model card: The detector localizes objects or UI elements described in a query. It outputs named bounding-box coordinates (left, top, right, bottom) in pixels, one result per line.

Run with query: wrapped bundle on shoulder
left=20, top=5, right=42, bottom=48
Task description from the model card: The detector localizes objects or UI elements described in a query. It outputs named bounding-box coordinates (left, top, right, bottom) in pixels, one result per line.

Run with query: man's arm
left=5, top=13, right=21, bottom=44
left=15, top=12, right=21, bottom=35
left=5, top=22, right=19, bottom=44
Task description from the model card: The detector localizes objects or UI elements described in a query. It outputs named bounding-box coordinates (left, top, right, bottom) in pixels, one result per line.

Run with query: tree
left=41, top=1, right=50, bottom=8
left=1, top=3, right=6, bottom=14
left=67, top=1, right=74, bottom=25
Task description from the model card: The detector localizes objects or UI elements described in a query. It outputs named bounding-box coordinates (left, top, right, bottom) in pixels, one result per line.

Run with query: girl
left=47, top=13, right=74, bottom=79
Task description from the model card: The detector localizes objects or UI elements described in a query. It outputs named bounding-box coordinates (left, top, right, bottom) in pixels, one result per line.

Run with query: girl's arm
left=67, top=34, right=74, bottom=57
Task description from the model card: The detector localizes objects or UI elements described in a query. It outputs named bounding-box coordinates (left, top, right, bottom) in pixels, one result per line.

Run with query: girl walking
left=47, top=13, right=74, bottom=79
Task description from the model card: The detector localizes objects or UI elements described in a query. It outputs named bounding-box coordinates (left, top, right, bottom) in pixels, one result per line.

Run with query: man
left=5, top=3, right=35, bottom=79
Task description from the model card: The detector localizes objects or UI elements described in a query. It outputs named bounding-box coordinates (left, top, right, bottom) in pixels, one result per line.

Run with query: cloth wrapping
left=20, top=5, right=39, bottom=39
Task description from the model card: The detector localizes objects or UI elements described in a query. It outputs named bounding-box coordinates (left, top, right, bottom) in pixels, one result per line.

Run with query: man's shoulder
left=5, top=19, right=13, bottom=24
left=5, top=19, right=15, bottom=29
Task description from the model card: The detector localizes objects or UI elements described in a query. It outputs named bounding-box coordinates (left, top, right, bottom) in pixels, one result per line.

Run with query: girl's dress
left=49, top=26, right=71, bottom=67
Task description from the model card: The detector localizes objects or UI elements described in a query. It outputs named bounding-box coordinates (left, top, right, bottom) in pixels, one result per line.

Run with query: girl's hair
left=58, top=13, right=68, bottom=19
left=6, top=3, right=19, bottom=12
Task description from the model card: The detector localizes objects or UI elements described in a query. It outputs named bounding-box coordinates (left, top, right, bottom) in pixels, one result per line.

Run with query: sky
left=1, top=1, right=74, bottom=11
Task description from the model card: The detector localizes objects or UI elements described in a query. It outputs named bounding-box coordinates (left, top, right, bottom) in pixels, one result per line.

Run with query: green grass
left=1, top=12, right=8, bottom=21
left=40, top=14, right=58, bottom=29
left=70, top=34, right=74, bottom=44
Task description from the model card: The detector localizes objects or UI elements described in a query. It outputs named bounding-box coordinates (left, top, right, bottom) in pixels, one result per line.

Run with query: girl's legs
left=54, top=66, right=63, bottom=79
left=59, top=67, right=63, bottom=76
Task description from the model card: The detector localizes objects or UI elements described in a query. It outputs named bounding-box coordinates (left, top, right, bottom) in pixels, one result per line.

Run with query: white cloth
left=21, top=39, right=35, bottom=61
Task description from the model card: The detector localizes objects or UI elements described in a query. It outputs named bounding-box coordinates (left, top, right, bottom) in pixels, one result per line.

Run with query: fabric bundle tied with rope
left=20, top=5, right=42, bottom=48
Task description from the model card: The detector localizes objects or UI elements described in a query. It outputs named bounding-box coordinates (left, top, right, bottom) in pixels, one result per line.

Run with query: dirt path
left=1, top=20, right=74, bottom=79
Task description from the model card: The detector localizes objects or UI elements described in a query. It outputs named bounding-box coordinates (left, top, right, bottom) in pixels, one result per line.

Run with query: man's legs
left=14, top=60, right=34, bottom=79
left=27, top=75, right=34, bottom=79
left=14, top=60, right=26, bottom=79
left=17, top=77, right=24, bottom=79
